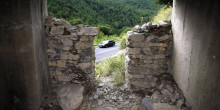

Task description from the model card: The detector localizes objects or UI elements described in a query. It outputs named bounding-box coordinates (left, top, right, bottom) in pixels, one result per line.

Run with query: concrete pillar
left=172, top=0, right=220, bottom=109
left=0, top=0, right=48, bottom=109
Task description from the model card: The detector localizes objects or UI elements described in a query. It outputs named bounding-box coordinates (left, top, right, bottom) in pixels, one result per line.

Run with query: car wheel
left=105, top=45, right=108, bottom=47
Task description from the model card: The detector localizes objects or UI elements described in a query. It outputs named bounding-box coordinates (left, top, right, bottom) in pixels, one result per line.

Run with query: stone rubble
left=78, top=75, right=187, bottom=110
left=78, top=76, right=144, bottom=110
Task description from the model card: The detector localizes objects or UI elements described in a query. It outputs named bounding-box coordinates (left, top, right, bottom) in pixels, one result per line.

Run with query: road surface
left=95, top=43, right=120, bottom=62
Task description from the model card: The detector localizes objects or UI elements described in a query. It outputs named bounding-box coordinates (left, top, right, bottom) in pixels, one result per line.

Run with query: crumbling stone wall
left=44, top=16, right=99, bottom=106
left=125, top=22, right=186, bottom=106
left=126, top=22, right=173, bottom=91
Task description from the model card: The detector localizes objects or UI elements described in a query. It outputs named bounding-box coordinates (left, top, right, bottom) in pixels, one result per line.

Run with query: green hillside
left=48, top=0, right=162, bottom=35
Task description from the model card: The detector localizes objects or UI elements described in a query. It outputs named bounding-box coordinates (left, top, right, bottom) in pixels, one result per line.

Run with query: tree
left=69, top=19, right=84, bottom=26
left=155, top=0, right=173, bottom=6
left=48, top=0, right=162, bottom=35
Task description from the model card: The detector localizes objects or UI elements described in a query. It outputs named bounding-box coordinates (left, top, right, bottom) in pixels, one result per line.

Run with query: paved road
left=95, top=43, right=120, bottom=62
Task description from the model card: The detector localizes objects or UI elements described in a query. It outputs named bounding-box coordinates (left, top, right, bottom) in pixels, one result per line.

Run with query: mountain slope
left=48, top=0, right=162, bottom=34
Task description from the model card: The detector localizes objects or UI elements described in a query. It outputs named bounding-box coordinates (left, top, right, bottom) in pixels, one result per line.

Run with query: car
left=99, top=40, right=115, bottom=48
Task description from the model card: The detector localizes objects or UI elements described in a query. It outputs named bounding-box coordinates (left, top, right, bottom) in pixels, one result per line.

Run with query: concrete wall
left=0, top=0, right=48, bottom=109
left=172, top=0, right=220, bottom=109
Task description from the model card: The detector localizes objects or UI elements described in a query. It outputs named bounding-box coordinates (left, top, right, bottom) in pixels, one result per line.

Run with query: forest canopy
left=48, top=0, right=163, bottom=35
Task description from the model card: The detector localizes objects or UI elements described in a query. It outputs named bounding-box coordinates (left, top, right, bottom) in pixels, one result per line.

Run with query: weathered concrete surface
left=0, top=0, right=48, bottom=110
left=172, top=0, right=220, bottom=109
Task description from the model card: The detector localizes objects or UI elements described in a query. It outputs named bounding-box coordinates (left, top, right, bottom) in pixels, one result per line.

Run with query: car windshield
left=101, top=41, right=108, bottom=44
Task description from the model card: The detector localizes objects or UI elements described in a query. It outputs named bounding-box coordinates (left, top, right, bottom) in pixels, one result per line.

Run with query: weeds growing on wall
left=95, top=54, right=125, bottom=85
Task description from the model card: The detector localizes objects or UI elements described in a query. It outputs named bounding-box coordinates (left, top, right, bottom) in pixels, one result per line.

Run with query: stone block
left=159, top=69, right=167, bottom=73
left=61, top=38, right=73, bottom=46
left=153, top=103, right=178, bottom=110
left=59, top=19, right=73, bottom=30
left=158, top=34, right=170, bottom=41
left=127, top=66, right=149, bottom=75
left=78, top=63, right=91, bottom=70
left=131, top=105, right=147, bottom=110
left=158, top=20, right=171, bottom=27
left=129, top=42, right=145, bottom=48
left=127, top=48, right=141, bottom=55
left=126, top=57, right=142, bottom=65
left=80, top=56, right=92, bottom=62
left=129, top=80, right=151, bottom=88
left=67, top=61, right=78, bottom=65
left=143, top=60, right=154, bottom=64
left=80, top=36, right=89, bottom=42
left=127, top=32, right=145, bottom=43
left=50, top=26, right=64, bottom=35
left=125, top=71, right=144, bottom=79
left=142, top=48, right=151, bottom=52
left=61, top=35, right=73, bottom=38
left=47, top=49, right=56, bottom=53
left=128, top=54, right=141, bottom=59
left=61, top=35, right=78, bottom=41
left=76, top=42, right=92, bottom=50
left=57, top=84, right=84, bottom=110
left=148, top=43, right=168, bottom=47
left=77, top=27, right=100, bottom=36
left=142, top=48, right=152, bottom=55
left=159, top=47, right=166, bottom=51
left=48, top=61, right=56, bottom=67
left=56, top=60, right=66, bottom=68
left=60, top=52, right=79, bottom=61
left=54, top=70, right=72, bottom=82
left=141, top=64, right=160, bottom=69
left=146, top=55, right=166, bottom=60
left=145, top=35, right=158, bottom=42
left=62, top=46, right=72, bottom=51
left=49, top=60, right=66, bottom=68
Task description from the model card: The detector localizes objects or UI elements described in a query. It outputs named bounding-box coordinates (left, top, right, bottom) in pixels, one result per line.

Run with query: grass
left=95, top=54, right=125, bottom=85
left=119, top=34, right=126, bottom=50
left=151, top=6, right=172, bottom=24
